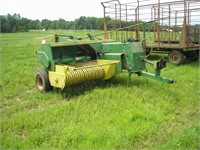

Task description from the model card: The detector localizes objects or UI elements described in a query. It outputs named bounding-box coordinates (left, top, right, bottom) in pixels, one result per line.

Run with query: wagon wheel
left=35, top=69, right=53, bottom=92
left=168, top=50, right=185, bottom=65
left=185, top=50, right=199, bottom=61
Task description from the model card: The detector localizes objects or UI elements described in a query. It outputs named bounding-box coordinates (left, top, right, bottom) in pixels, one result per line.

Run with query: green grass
left=1, top=30, right=199, bottom=149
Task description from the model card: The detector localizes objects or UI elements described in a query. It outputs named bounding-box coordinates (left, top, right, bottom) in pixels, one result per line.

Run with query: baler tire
left=168, top=50, right=185, bottom=65
left=35, top=69, right=53, bottom=93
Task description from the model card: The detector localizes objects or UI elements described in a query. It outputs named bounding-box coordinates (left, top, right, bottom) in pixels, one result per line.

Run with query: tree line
left=1, top=14, right=107, bottom=33
left=1, top=13, right=154, bottom=33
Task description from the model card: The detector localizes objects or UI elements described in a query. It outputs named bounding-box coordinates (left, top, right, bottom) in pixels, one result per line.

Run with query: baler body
left=35, top=35, right=174, bottom=92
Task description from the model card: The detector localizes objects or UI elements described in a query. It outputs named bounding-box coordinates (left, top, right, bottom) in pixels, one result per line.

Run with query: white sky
left=0, top=0, right=104, bottom=21
left=1, top=0, right=199, bottom=24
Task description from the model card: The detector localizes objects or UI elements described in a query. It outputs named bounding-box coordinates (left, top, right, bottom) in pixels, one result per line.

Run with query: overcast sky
left=0, top=0, right=104, bottom=21
left=1, top=0, right=199, bottom=23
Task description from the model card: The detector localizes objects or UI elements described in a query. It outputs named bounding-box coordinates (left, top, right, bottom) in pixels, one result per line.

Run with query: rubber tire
left=168, top=50, right=185, bottom=65
left=185, top=50, right=199, bottom=61
left=35, top=69, right=53, bottom=93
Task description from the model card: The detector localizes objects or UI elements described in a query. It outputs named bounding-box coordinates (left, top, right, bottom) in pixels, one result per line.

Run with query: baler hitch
left=137, top=58, right=176, bottom=84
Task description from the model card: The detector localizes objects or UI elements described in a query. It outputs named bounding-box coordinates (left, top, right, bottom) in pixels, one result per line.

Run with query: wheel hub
left=36, top=76, right=44, bottom=91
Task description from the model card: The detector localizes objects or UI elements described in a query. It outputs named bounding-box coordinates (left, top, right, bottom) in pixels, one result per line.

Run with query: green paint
left=36, top=51, right=50, bottom=68
left=36, top=35, right=174, bottom=84
left=140, top=71, right=175, bottom=83
left=101, top=42, right=146, bottom=72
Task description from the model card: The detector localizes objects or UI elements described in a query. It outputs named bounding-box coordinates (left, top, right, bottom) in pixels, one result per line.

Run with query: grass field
left=1, top=30, right=199, bottom=149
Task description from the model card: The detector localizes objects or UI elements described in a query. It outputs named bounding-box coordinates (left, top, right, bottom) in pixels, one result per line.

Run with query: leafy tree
left=41, top=19, right=52, bottom=30
left=1, top=15, right=11, bottom=32
left=0, top=13, right=137, bottom=33
left=31, top=19, right=41, bottom=29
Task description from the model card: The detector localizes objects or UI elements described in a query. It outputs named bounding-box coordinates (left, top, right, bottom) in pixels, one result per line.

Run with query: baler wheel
left=35, top=69, right=53, bottom=92
left=168, top=50, right=185, bottom=65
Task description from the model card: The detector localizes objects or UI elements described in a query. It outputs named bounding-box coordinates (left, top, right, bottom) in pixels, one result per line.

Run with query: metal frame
left=101, top=0, right=200, bottom=49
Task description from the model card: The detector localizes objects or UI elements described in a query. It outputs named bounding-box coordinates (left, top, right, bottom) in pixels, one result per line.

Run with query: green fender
left=36, top=51, right=50, bottom=69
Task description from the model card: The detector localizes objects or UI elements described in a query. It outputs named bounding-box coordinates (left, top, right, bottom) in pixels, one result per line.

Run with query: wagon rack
left=101, top=0, right=200, bottom=65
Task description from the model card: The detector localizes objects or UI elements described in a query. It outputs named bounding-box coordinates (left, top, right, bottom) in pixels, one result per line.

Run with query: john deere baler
left=35, top=34, right=175, bottom=92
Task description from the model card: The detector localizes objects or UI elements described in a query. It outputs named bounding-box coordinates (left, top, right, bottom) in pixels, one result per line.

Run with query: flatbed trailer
left=146, top=43, right=199, bottom=64
left=101, top=0, right=200, bottom=65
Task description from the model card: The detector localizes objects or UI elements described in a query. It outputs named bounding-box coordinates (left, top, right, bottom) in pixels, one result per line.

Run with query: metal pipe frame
left=102, top=0, right=200, bottom=46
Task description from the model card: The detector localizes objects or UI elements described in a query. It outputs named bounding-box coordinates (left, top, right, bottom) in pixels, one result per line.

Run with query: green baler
left=35, top=34, right=175, bottom=92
